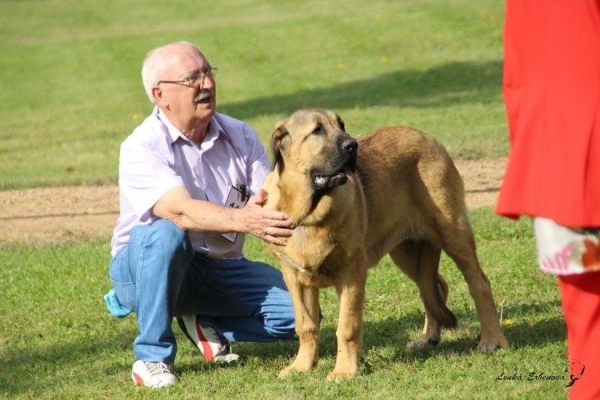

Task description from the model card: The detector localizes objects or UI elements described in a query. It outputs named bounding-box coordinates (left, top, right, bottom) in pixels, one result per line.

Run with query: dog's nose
left=342, top=139, right=358, bottom=154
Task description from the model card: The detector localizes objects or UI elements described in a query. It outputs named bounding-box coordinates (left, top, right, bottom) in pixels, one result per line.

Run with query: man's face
left=154, top=46, right=217, bottom=129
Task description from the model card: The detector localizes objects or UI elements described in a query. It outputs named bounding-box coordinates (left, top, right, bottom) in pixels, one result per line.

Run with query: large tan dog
left=263, top=108, right=509, bottom=381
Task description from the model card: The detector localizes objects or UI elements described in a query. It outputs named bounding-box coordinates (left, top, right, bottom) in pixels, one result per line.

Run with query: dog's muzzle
left=311, top=138, right=358, bottom=191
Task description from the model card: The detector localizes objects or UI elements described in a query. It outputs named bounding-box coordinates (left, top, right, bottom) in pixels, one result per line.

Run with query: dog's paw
left=405, top=335, right=440, bottom=350
left=278, top=360, right=317, bottom=378
left=278, top=366, right=295, bottom=378
left=476, top=334, right=510, bottom=352
left=326, top=369, right=357, bottom=382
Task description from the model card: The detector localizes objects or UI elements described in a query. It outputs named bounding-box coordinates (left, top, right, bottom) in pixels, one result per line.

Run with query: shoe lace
left=217, top=341, right=230, bottom=354
left=145, top=362, right=173, bottom=376
left=212, top=335, right=241, bottom=363
left=199, top=326, right=240, bottom=363
left=205, top=326, right=231, bottom=355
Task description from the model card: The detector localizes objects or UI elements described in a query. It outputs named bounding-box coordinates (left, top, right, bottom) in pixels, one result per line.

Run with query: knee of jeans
left=147, top=219, right=190, bottom=255
left=263, top=313, right=298, bottom=339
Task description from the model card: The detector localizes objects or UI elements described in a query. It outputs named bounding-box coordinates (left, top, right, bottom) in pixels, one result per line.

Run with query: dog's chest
left=271, top=226, right=340, bottom=286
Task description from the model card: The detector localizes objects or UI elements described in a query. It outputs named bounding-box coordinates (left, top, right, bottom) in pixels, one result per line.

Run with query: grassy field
left=0, top=0, right=571, bottom=398
left=1, top=210, right=568, bottom=399
left=0, top=0, right=506, bottom=190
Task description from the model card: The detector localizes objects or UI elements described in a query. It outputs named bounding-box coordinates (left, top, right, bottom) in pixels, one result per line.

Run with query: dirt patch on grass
left=0, top=159, right=506, bottom=247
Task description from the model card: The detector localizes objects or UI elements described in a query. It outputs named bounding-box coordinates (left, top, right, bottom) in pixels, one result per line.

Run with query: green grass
left=0, top=0, right=506, bottom=189
left=1, top=1, right=569, bottom=398
left=1, top=209, right=569, bottom=399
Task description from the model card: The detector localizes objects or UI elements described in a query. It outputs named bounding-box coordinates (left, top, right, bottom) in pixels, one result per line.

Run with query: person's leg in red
left=559, top=271, right=600, bottom=399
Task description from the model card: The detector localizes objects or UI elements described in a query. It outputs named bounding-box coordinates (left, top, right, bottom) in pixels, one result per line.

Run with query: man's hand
left=237, top=189, right=294, bottom=246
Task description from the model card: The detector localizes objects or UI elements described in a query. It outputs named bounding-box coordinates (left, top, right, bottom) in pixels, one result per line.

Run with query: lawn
left=0, top=0, right=571, bottom=398
left=1, top=210, right=568, bottom=399
left=0, top=0, right=506, bottom=189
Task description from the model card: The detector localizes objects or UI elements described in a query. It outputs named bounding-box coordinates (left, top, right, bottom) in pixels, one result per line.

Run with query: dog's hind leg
left=390, top=240, right=457, bottom=349
left=279, top=267, right=321, bottom=378
left=440, top=219, right=509, bottom=352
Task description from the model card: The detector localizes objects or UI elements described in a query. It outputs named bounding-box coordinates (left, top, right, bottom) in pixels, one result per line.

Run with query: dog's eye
left=311, top=124, right=324, bottom=135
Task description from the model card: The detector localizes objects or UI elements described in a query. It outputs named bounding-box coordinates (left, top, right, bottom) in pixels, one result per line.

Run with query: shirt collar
left=154, top=106, right=224, bottom=146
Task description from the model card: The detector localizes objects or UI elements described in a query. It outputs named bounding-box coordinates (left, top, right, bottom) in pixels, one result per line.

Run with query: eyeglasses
left=157, top=67, right=218, bottom=87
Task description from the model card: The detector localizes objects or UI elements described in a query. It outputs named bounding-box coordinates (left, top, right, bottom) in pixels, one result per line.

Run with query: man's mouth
left=194, top=90, right=214, bottom=103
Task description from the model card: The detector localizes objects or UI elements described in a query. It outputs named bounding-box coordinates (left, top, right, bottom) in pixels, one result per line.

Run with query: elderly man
left=106, top=41, right=297, bottom=388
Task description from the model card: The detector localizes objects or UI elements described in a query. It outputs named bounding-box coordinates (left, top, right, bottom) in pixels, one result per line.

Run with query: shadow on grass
left=229, top=299, right=565, bottom=368
left=499, top=300, right=565, bottom=349
left=219, top=60, right=502, bottom=120
left=0, top=324, right=138, bottom=397
left=1, top=299, right=563, bottom=395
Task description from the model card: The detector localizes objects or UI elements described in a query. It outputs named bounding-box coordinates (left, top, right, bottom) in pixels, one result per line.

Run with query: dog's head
left=270, top=108, right=358, bottom=192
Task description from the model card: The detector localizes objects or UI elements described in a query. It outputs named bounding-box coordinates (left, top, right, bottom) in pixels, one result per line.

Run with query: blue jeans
left=109, top=219, right=296, bottom=363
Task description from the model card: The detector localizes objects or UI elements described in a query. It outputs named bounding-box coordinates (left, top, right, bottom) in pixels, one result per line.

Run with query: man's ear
left=270, top=119, right=290, bottom=173
left=152, top=86, right=166, bottom=106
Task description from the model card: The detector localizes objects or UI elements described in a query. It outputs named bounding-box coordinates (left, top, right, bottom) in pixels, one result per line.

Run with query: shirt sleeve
left=119, top=135, right=184, bottom=219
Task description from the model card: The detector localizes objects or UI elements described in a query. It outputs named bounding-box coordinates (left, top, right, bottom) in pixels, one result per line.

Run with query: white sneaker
left=131, top=360, right=178, bottom=388
left=177, top=315, right=241, bottom=363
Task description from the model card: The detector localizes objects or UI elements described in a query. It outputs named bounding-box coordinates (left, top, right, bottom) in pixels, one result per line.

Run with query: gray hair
left=141, top=41, right=197, bottom=104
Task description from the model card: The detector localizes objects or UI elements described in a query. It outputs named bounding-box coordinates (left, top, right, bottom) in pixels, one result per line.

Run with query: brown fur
left=263, top=108, right=509, bottom=381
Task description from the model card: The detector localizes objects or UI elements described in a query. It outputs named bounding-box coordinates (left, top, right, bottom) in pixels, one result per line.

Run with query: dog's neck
left=275, top=170, right=320, bottom=224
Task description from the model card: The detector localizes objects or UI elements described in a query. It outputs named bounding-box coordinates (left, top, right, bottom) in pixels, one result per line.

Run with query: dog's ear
left=336, top=114, right=346, bottom=132
left=270, top=119, right=291, bottom=172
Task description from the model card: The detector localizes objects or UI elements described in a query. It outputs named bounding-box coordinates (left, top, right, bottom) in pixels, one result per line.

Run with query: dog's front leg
left=328, top=266, right=367, bottom=381
left=279, top=267, right=320, bottom=377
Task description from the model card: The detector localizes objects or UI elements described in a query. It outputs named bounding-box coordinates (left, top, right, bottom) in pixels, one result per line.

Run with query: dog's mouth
left=311, top=155, right=357, bottom=191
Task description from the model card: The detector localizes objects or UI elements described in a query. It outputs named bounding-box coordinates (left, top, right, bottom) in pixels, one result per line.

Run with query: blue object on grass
left=104, top=289, right=132, bottom=318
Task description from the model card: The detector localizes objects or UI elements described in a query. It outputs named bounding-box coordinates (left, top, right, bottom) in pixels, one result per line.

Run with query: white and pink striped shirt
left=110, top=107, right=271, bottom=259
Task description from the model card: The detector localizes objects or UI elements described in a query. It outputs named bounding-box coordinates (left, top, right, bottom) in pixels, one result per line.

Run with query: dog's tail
left=417, top=243, right=458, bottom=328
left=420, top=274, right=458, bottom=328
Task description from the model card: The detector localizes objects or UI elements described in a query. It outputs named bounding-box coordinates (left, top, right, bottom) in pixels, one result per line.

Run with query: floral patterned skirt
left=533, top=217, right=600, bottom=275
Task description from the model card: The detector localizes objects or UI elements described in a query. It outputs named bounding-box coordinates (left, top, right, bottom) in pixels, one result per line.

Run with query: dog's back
left=355, top=126, right=468, bottom=265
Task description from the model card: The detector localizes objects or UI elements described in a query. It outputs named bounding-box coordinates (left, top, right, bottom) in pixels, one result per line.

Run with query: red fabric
left=559, top=272, right=600, bottom=399
left=496, top=0, right=600, bottom=227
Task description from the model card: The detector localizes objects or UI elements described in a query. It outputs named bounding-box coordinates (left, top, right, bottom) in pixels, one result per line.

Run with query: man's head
left=141, top=42, right=217, bottom=132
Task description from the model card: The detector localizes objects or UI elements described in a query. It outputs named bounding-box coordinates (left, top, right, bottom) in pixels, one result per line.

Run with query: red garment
left=496, top=0, right=600, bottom=227
left=559, top=272, right=600, bottom=400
